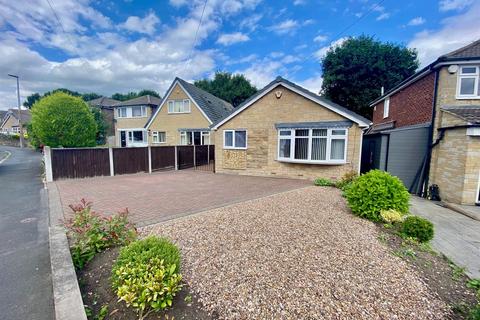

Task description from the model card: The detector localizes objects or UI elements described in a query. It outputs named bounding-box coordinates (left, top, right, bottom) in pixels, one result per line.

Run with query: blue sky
left=0, top=0, right=479, bottom=109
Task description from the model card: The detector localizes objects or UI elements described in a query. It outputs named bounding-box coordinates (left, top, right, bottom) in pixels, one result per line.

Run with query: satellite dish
left=448, top=65, right=459, bottom=74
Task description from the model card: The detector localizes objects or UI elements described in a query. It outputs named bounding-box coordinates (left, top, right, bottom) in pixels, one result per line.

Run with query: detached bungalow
left=211, top=77, right=370, bottom=180
left=0, top=109, right=31, bottom=135
left=145, top=78, right=233, bottom=146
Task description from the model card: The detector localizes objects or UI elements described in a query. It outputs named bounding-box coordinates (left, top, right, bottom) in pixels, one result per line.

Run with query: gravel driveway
left=146, top=187, right=448, bottom=319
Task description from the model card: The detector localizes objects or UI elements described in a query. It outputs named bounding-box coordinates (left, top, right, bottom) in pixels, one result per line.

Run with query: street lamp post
left=7, top=74, right=24, bottom=148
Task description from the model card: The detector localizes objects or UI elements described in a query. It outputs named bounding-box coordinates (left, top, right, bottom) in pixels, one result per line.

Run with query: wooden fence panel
left=151, top=146, right=175, bottom=171
left=113, top=147, right=148, bottom=175
left=51, top=148, right=110, bottom=180
left=177, top=146, right=194, bottom=170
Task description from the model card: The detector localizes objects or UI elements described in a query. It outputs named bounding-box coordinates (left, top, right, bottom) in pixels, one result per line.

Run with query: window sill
left=276, top=158, right=347, bottom=165
left=152, top=142, right=166, bottom=144
left=116, top=116, right=148, bottom=119
left=223, top=147, right=247, bottom=150
left=456, top=95, right=480, bottom=100
left=168, top=112, right=191, bottom=114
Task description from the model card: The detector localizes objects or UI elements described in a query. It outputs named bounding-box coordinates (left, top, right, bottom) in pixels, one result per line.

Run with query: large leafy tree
left=194, top=72, right=257, bottom=107
left=321, top=35, right=419, bottom=119
left=30, top=92, right=97, bottom=147
left=111, top=90, right=161, bottom=101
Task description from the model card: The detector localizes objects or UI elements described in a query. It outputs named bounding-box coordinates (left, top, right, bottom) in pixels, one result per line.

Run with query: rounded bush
left=401, top=216, right=434, bottom=243
left=345, top=170, right=410, bottom=221
left=380, top=209, right=404, bottom=224
left=112, top=237, right=182, bottom=318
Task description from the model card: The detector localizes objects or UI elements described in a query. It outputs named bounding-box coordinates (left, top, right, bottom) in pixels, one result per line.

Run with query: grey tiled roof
left=176, top=78, right=234, bottom=124
left=442, top=105, right=480, bottom=124
left=441, top=39, right=480, bottom=59
left=275, top=121, right=353, bottom=129
left=88, top=97, right=120, bottom=108
left=234, top=76, right=370, bottom=126
left=113, top=95, right=162, bottom=107
left=7, top=109, right=31, bottom=124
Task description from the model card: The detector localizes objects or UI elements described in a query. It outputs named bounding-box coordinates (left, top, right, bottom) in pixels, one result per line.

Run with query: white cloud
left=439, top=0, right=473, bottom=11
left=314, top=37, right=349, bottom=61
left=268, top=19, right=299, bottom=35
left=371, top=4, right=390, bottom=21
left=216, top=32, right=250, bottom=45
left=408, top=2, right=480, bottom=66
left=298, top=74, right=323, bottom=94
left=407, top=17, right=426, bottom=26
left=239, top=14, right=262, bottom=31
left=120, top=12, right=160, bottom=35
left=313, top=34, right=327, bottom=43
left=376, top=12, right=390, bottom=21
left=293, top=0, right=306, bottom=5
left=303, top=19, right=315, bottom=26
left=237, top=60, right=283, bottom=88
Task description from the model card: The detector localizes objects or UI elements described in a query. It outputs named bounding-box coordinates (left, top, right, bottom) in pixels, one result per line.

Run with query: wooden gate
left=151, top=146, right=175, bottom=171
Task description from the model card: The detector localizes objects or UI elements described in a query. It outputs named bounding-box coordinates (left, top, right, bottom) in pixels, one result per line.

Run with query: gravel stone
left=144, top=186, right=448, bottom=319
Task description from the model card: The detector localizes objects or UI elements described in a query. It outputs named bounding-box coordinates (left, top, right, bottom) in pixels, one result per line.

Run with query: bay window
left=224, top=130, right=247, bottom=149
left=457, top=66, right=480, bottom=98
left=168, top=99, right=191, bottom=113
left=278, top=128, right=348, bottom=164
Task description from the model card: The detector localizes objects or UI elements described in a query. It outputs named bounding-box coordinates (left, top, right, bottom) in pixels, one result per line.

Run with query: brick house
left=212, top=77, right=370, bottom=181
left=0, top=109, right=31, bottom=135
left=364, top=39, right=480, bottom=205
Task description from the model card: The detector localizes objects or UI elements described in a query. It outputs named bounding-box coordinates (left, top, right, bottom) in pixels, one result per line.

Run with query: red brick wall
left=372, top=72, right=435, bottom=128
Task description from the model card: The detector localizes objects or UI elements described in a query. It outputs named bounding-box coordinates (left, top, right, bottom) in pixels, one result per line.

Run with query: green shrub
left=380, top=209, right=404, bottom=224
left=65, top=199, right=137, bottom=269
left=335, top=170, right=358, bottom=191
left=400, top=216, right=434, bottom=243
left=345, top=170, right=410, bottom=221
left=112, top=237, right=182, bottom=319
left=314, top=177, right=335, bottom=187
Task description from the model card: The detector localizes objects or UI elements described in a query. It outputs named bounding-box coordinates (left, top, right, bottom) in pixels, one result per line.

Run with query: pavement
left=0, top=146, right=54, bottom=319
left=54, top=170, right=310, bottom=226
left=410, top=196, right=480, bottom=279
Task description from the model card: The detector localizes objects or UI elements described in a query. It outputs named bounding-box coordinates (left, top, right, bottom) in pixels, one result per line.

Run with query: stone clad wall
left=214, top=85, right=364, bottom=181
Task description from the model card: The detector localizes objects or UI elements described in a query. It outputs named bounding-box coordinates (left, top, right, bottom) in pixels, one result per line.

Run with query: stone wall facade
left=429, top=66, right=480, bottom=204
left=113, top=106, right=153, bottom=145
left=148, top=84, right=214, bottom=146
left=214, top=85, right=364, bottom=181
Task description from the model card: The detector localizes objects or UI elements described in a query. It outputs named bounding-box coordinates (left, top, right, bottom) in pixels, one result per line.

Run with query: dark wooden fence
left=48, top=145, right=215, bottom=181
left=51, top=148, right=110, bottom=180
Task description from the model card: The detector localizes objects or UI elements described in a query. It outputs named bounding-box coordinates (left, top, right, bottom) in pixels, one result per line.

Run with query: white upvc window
left=117, top=106, right=147, bottom=118
left=277, top=128, right=348, bottom=164
left=152, top=131, right=166, bottom=143
left=168, top=99, right=191, bottom=113
left=180, top=130, right=210, bottom=145
left=457, top=66, right=480, bottom=98
left=383, top=97, right=390, bottom=118
left=223, top=130, right=247, bottom=149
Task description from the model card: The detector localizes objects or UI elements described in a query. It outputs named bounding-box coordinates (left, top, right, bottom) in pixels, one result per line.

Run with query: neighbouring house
left=0, top=109, right=31, bottom=135
left=0, top=110, right=6, bottom=124
left=211, top=77, right=370, bottom=180
left=365, top=39, right=480, bottom=205
left=145, top=78, right=233, bottom=146
left=113, top=95, right=162, bottom=147
left=87, top=97, right=119, bottom=142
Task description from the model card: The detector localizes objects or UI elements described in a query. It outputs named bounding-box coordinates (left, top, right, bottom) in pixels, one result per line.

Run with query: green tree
left=31, top=92, right=97, bottom=147
left=90, top=107, right=108, bottom=145
left=81, top=92, right=102, bottom=101
left=194, top=72, right=257, bottom=107
left=23, top=93, right=42, bottom=109
left=136, top=89, right=161, bottom=98
left=321, top=35, right=419, bottom=119
left=111, top=89, right=161, bottom=101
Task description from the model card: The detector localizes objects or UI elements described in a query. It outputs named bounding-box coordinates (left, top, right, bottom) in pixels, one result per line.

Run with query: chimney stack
left=381, top=86, right=384, bottom=95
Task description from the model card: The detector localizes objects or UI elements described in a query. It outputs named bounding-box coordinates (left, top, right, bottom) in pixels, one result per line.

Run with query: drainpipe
left=421, top=69, right=440, bottom=197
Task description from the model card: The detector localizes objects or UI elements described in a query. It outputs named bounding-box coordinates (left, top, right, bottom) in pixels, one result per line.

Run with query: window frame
left=457, top=65, right=480, bottom=99
left=179, top=130, right=210, bottom=145
left=152, top=131, right=166, bottom=144
left=116, top=106, right=147, bottom=118
left=277, top=128, right=348, bottom=164
left=168, top=99, right=191, bottom=114
left=383, top=97, right=390, bottom=118
left=223, top=129, right=248, bottom=150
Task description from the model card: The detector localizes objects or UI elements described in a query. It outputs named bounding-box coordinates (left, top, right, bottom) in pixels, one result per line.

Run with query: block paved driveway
left=54, top=170, right=310, bottom=226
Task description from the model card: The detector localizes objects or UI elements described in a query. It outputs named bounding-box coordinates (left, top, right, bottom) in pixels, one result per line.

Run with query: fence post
left=174, top=146, right=178, bottom=170
left=148, top=146, right=152, bottom=174
left=207, top=144, right=210, bottom=165
left=193, top=144, right=196, bottom=169
left=44, top=146, right=53, bottom=182
left=108, top=147, right=114, bottom=176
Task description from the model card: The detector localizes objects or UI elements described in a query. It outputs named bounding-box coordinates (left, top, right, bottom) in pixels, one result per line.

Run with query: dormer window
left=457, top=66, right=480, bottom=98
left=168, top=99, right=191, bottom=113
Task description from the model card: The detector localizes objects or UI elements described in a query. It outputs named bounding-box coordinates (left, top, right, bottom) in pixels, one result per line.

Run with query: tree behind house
left=30, top=92, right=97, bottom=148
left=194, top=72, right=257, bottom=107
left=321, top=35, right=419, bottom=119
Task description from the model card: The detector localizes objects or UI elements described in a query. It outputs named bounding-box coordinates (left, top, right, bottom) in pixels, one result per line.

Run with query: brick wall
left=372, top=72, right=435, bottom=128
